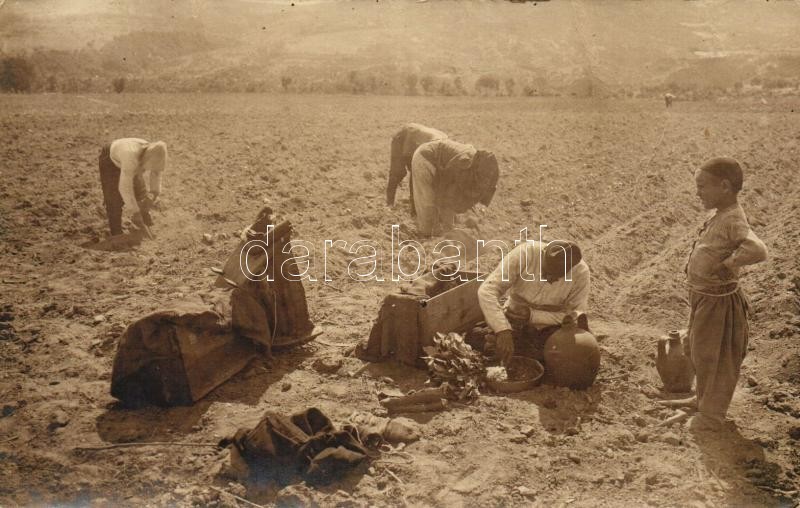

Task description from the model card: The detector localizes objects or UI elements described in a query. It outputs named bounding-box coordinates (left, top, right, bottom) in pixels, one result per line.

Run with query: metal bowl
left=486, top=356, right=545, bottom=393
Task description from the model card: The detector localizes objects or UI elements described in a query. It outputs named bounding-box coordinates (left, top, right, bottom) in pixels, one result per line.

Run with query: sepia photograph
left=1, top=0, right=799, bottom=506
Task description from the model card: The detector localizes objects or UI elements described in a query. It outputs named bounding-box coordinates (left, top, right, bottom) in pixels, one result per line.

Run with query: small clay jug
left=656, top=330, right=695, bottom=393
left=543, top=312, right=600, bottom=389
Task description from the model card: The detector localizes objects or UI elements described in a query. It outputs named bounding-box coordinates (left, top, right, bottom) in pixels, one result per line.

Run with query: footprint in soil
left=742, top=459, right=797, bottom=501
left=763, top=390, right=800, bottom=418
left=0, top=304, right=17, bottom=341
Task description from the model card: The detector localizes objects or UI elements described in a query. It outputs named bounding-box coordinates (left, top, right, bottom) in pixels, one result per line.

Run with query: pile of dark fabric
left=110, top=295, right=257, bottom=407
left=221, top=407, right=419, bottom=485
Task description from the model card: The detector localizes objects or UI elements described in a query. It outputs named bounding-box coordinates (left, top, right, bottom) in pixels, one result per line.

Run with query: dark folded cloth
left=224, top=407, right=368, bottom=484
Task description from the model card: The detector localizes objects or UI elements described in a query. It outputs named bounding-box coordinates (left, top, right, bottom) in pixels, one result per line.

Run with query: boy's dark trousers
left=99, top=144, right=147, bottom=235
left=686, top=286, right=749, bottom=420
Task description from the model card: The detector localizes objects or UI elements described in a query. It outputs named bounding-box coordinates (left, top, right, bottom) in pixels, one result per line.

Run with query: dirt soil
left=1, top=94, right=799, bottom=507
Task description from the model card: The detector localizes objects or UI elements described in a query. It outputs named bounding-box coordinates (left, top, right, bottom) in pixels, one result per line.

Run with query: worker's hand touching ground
left=132, top=212, right=146, bottom=230
left=140, top=192, right=161, bottom=212
left=496, top=329, right=514, bottom=365
left=132, top=212, right=155, bottom=239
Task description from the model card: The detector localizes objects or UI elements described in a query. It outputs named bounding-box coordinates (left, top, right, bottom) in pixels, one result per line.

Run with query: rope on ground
left=656, top=409, right=694, bottom=427
left=315, top=338, right=352, bottom=347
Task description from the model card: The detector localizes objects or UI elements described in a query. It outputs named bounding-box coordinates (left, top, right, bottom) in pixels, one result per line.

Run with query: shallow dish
left=485, top=356, right=545, bottom=393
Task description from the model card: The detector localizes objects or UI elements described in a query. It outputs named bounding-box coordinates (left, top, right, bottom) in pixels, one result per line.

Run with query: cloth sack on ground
left=224, top=407, right=369, bottom=484
left=229, top=252, right=315, bottom=353
left=230, top=283, right=275, bottom=352
left=111, top=295, right=256, bottom=406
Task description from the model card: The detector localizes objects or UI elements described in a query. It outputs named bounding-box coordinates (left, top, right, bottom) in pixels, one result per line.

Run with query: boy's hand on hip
left=715, top=261, right=734, bottom=280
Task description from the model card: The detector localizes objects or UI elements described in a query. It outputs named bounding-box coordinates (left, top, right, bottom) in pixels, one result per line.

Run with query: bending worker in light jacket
left=478, top=239, right=590, bottom=365
left=387, top=123, right=448, bottom=213
left=98, top=138, right=167, bottom=236
left=410, top=138, right=499, bottom=237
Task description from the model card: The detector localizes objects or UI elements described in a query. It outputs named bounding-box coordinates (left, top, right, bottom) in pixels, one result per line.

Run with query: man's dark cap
left=543, top=240, right=582, bottom=275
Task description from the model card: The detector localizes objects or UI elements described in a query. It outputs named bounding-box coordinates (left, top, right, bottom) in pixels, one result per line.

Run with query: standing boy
left=686, top=157, right=767, bottom=431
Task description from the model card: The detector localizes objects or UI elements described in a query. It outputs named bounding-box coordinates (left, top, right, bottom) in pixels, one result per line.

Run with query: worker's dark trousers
left=99, top=144, right=146, bottom=235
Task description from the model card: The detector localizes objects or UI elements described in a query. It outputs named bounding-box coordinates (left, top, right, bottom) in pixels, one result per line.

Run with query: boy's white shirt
left=109, top=138, right=164, bottom=214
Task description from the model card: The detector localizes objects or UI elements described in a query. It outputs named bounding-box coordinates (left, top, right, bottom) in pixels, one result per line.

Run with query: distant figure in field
left=665, top=93, right=676, bottom=108
left=410, top=139, right=499, bottom=237
left=99, top=138, right=167, bottom=236
left=387, top=123, right=448, bottom=214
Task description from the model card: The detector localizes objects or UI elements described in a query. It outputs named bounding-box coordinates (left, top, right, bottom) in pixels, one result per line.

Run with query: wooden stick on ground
left=315, top=338, right=352, bottom=348
left=380, top=387, right=447, bottom=411
left=349, top=364, right=371, bottom=378
left=385, top=400, right=448, bottom=414
left=323, top=281, right=344, bottom=293
left=209, top=486, right=265, bottom=508
left=383, top=468, right=405, bottom=485
left=657, top=409, right=693, bottom=427
left=657, top=396, right=697, bottom=409
left=74, top=442, right=219, bottom=452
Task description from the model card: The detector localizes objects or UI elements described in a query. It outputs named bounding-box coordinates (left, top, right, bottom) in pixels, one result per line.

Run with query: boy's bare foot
left=686, top=413, right=724, bottom=432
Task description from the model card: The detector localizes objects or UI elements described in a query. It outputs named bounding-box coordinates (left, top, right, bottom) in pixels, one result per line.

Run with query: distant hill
left=1, top=0, right=799, bottom=95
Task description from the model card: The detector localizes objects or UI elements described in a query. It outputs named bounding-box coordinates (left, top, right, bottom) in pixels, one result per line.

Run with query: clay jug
left=543, top=313, right=600, bottom=389
left=656, top=330, right=694, bottom=393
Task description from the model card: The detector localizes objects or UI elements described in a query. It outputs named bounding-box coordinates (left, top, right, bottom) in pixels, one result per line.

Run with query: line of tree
left=1, top=57, right=35, bottom=92
left=3, top=52, right=799, bottom=97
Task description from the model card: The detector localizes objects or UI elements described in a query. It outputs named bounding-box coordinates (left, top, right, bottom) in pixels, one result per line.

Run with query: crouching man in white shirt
left=478, top=240, right=590, bottom=364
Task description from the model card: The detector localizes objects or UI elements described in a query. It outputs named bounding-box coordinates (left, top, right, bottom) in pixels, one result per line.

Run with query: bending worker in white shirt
left=98, top=138, right=167, bottom=236
left=387, top=123, right=448, bottom=213
left=410, top=139, right=499, bottom=237
left=478, top=239, right=590, bottom=365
